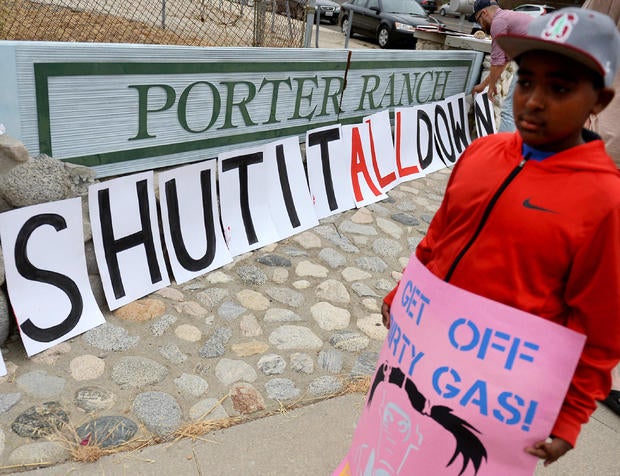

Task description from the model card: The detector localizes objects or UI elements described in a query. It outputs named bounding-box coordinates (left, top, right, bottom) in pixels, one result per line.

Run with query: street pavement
left=1, top=25, right=618, bottom=476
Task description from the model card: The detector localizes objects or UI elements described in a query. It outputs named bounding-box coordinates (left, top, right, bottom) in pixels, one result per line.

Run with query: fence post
left=344, top=10, right=353, bottom=49
left=254, top=0, right=266, bottom=46
left=161, top=0, right=166, bottom=29
left=303, top=0, right=316, bottom=48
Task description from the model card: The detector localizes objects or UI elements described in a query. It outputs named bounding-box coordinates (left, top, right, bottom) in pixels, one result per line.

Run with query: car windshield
left=382, top=0, right=425, bottom=15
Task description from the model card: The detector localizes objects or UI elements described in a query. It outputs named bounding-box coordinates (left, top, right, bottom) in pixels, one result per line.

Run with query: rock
left=114, top=298, right=166, bottom=322
left=111, top=357, right=168, bottom=389
left=265, top=378, right=300, bottom=401
left=0, top=134, right=29, bottom=171
left=11, top=402, right=69, bottom=438
left=7, top=441, right=69, bottom=466
left=229, top=382, right=265, bottom=414
left=76, top=416, right=138, bottom=448
left=133, top=391, right=182, bottom=437
left=75, top=386, right=117, bottom=413
left=0, top=289, right=10, bottom=346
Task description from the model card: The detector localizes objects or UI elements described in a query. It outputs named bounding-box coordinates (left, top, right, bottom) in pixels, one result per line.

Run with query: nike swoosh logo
left=522, top=198, right=558, bottom=214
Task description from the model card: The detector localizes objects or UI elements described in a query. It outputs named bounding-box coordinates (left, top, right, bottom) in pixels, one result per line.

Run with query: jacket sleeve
left=552, top=207, right=620, bottom=446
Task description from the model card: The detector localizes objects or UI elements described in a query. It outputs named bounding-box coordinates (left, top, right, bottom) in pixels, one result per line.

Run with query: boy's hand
left=381, top=302, right=390, bottom=329
left=525, top=437, right=572, bottom=466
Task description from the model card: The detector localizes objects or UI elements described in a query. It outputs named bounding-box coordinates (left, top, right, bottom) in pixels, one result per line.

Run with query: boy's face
left=513, top=50, right=614, bottom=152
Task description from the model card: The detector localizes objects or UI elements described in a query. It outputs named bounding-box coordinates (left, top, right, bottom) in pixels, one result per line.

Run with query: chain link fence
left=0, top=0, right=309, bottom=47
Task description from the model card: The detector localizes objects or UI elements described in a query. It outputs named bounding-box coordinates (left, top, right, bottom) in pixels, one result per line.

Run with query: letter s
left=14, top=214, right=83, bottom=342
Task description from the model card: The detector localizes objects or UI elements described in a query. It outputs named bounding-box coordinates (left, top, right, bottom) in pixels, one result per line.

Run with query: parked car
left=339, top=0, right=442, bottom=49
left=415, top=0, right=436, bottom=14
left=275, top=0, right=341, bottom=24
left=512, top=4, right=556, bottom=17
left=314, top=0, right=342, bottom=23
left=439, top=1, right=472, bottom=17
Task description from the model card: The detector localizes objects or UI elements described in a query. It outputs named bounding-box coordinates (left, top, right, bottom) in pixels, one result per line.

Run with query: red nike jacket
left=384, top=131, right=620, bottom=447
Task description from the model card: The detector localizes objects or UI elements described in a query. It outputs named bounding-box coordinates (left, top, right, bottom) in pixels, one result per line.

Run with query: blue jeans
left=498, top=73, right=517, bottom=133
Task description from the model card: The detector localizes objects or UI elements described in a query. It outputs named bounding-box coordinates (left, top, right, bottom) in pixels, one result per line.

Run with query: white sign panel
left=158, top=159, right=233, bottom=285
left=0, top=198, right=105, bottom=356
left=89, top=171, right=170, bottom=310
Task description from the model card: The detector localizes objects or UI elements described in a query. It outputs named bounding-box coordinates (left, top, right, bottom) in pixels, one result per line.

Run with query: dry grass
left=0, top=376, right=371, bottom=473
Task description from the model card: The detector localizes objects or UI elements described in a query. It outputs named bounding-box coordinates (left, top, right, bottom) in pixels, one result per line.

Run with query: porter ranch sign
left=0, top=42, right=483, bottom=177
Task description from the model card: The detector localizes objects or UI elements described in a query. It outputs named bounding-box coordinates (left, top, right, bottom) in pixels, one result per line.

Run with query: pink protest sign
left=335, top=256, right=586, bottom=476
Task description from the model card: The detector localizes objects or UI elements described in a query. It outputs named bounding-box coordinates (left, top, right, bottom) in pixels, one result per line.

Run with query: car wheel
left=377, top=25, right=390, bottom=48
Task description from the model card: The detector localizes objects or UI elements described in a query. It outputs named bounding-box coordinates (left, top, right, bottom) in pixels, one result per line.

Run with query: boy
left=381, top=7, right=620, bottom=467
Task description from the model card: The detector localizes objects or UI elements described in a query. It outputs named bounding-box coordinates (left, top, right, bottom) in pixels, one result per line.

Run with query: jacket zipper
left=444, top=155, right=531, bottom=282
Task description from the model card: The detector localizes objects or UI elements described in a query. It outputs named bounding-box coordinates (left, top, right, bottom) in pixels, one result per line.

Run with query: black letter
left=307, top=127, right=341, bottom=211
left=15, top=214, right=83, bottom=342
left=98, top=179, right=163, bottom=299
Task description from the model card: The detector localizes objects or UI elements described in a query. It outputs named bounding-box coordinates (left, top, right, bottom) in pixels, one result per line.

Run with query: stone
left=175, top=324, right=202, bottom=342
left=7, top=441, right=69, bottom=466
left=155, top=287, right=184, bottom=301
left=195, top=288, right=229, bottom=310
left=30, top=343, right=71, bottom=365
left=315, top=279, right=350, bottom=304
left=265, top=287, right=305, bottom=308
left=350, top=207, right=374, bottom=224
left=318, top=248, right=346, bottom=268
left=236, top=289, right=270, bottom=311
left=311, top=302, right=350, bottom=331
left=236, top=265, right=268, bottom=285
left=0, top=393, right=21, bottom=414
left=0, top=134, right=29, bottom=166
left=256, top=254, right=291, bottom=267
left=232, top=340, right=269, bottom=357
left=229, top=382, right=265, bottom=414
left=83, top=322, right=139, bottom=351
left=257, top=354, right=286, bottom=375
left=338, top=220, right=377, bottom=236
left=292, top=231, right=321, bottom=248
left=355, top=256, right=388, bottom=273
left=341, top=267, right=372, bottom=282
left=351, top=352, right=380, bottom=376
left=330, top=331, right=370, bottom=352
left=391, top=212, right=420, bottom=226
left=11, top=402, right=69, bottom=438
left=269, top=325, right=323, bottom=350
left=239, top=314, right=263, bottom=336
left=308, top=375, right=343, bottom=397
left=75, top=386, right=117, bottom=413
left=133, top=391, right=182, bottom=437
left=0, top=291, right=9, bottom=346
left=111, top=357, right=168, bottom=389
left=265, top=378, right=300, bottom=401
left=217, top=300, right=247, bottom=321
left=159, top=344, right=188, bottom=365
left=264, top=308, right=303, bottom=322
left=189, top=398, right=229, bottom=421
left=215, top=358, right=257, bottom=385
left=351, top=282, right=379, bottom=297
left=372, top=237, right=403, bottom=257
left=76, top=416, right=138, bottom=448
left=290, top=353, right=314, bottom=374
left=295, top=260, right=329, bottom=278
left=114, top=298, right=166, bottom=321
left=199, top=327, right=232, bottom=358
left=16, top=370, right=65, bottom=399
left=174, top=373, right=209, bottom=397
left=357, top=314, right=388, bottom=341
left=174, top=301, right=209, bottom=317
left=70, top=355, right=105, bottom=381
left=376, top=216, right=403, bottom=238
left=150, top=314, right=177, bottom=336
left=317, top=348, right=344, bottom=373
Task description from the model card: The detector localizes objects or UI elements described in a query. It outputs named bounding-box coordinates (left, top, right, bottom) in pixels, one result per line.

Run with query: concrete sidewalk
left=22, top=394, right=620, bottom=475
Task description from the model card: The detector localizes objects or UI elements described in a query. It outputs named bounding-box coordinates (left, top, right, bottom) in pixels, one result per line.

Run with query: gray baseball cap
left=497, top=7, right=620, bottom=87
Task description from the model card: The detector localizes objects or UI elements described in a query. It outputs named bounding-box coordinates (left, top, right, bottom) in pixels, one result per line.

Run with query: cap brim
left=496, top=34, right=605, bottom=79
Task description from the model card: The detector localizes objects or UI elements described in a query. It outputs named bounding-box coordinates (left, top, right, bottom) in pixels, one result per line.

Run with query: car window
left=368, top=0, right=379, bottom=9
left=382, top=0, right=425, bottom=15
left=516, top=5, right=537, bottom=12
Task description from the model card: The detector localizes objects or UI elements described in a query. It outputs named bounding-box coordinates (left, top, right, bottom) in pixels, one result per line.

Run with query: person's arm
left=471, top=63, right=508, bottom=101
left=527, top=206, right=620, bottom=464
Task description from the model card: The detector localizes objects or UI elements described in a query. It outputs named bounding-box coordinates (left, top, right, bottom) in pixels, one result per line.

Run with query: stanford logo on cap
left=542, top=12, right=578, bottom=43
